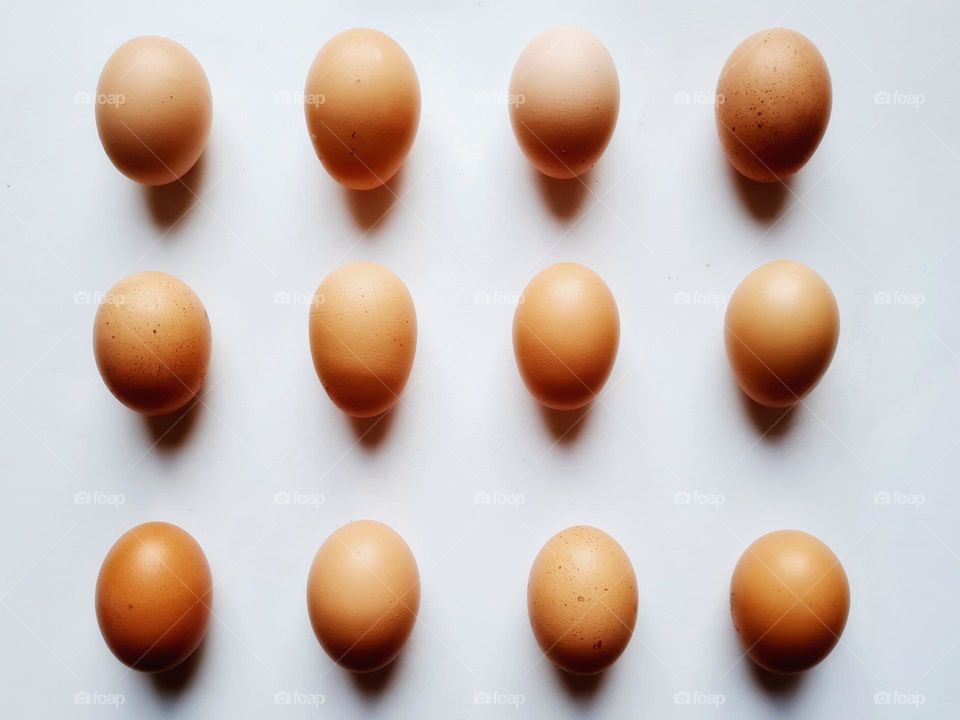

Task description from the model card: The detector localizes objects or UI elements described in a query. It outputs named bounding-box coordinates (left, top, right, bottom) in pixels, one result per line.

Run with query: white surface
left=1, top=0, right=958, bottom=717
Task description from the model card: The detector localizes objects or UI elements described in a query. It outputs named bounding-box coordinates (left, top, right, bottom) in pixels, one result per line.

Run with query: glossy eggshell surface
left=306, top=520, right=420, bottom=673
left=304, top=28, right=421, bottom=190
left=93, top=271, right=212, bottom=416
left=513, top=263, right=620, bottom=410
left=309, top=262, right=417, bottom=418
left=724, top=260, right=838, bottom=408
left=96, top=36, right=212, bottom=186
left=730, top=530, right=850, bottom=674
left=528, top=526, right=638, bottom=675
left=509, top=27, right=620, bottom=179
left=715, top=28, right=831, bottom=182
left=95, top=522, right=212, bottom=673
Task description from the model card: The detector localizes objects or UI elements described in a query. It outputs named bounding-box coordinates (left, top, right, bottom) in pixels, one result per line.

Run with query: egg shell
left=528, top=526, right=638, bottom=675
left=304, top=29, right=420, bottom=190
left=93, top=271, right=211, bottom=416
left=724, top=260, right=838, bottom=408
left=309, top=262, right=417, bottom=418
left=730, top=530, right=850, bottom=674
left=95, top=521, right=212, bottom=673
left=509, top=27, right=620, bottom=179
left=96, top=36, right=212, bottom=186
left=715, top=28, right=831, bottom=182
left=513, top=263, right=619, bottom=410
left=306, top=520, right=420, bottom=673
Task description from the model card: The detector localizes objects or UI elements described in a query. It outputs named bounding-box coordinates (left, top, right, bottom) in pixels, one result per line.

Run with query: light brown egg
left=730, top=530, right=850, bottom=674
left=304, top=29, right=420, bottom=190
left=96, top=36, right=212, bottom=186
left=513, top=263, right=619, bottom=410
left=528, top=526, right=638, bottom=675
left=96, top=521, right=212, bottom=673
left=716, top=28, right=831, bottom=182
left=509, top=27, right=620, bottom=179
left=93, top=271, right=211, bottom=416
left=307, top=520, right=420, bottom=673
left=725, top=260, right=838, bottom=408
left=309, top=262, right=416, bottom=418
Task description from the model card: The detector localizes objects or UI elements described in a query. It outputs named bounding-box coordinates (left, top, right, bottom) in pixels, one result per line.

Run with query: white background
left=1, top=0, right=957, bottom=717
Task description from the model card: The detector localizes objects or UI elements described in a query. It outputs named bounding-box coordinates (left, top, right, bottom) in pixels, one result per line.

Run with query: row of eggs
left=95, top=26, right=832, bottom=188
left=93, top=259, right=839, bottom=417
left=97, top=520, right=849, bottom=676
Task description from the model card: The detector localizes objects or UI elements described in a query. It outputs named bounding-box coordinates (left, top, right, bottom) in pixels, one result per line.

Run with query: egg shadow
left=350, top=652, right=403, bottom=700
left=144, top=396, right=205, bottom=451
left=343, top=167, right=404, bottom=232
left=728, top=163, right=788, bottom=223
left=534, top=168, right=590, bottom=221
left=348, top=408, right=397, bottom=449
left=557, top=666, right=608, bottom=706
left=747, top=661, right=804, bottom=701
left=539, top=404, right=592, bottom=444
left=738, top=391, right=796, bottom=440
left=142, top=152, right=207, bottom=229
left=150, top=637, right=207, bottom=699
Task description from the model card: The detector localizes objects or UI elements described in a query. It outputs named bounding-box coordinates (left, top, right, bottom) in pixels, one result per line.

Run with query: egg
left=528, top=526, right=637, bottom=675
left=730, top=530, right=850, bottom=674
left=513, top=263, right=619, bottom=410
left=96, top=36, right=212, bottom=186
left=307, top=520, right=420, bottom=672
left=716, top=29, right=831, bottom=182
left=93, top=271, right=211, bottom=416
left=304, top=29, right=420, bottom=190
left=96, top=522, right=212, bottom=672
left=725, top=260, right=838, bottom=408
left=509, top=27, right=620, bottom=179
left=309, top=262, right=416, bottom=418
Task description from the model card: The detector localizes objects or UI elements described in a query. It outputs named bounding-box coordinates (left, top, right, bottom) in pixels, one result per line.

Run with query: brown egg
left=513, top=263, right=619, bottom=410
left=716, top=28, right=831, bottom=182
left=96, top=36, right=212, bottom=186
left=93, top=271, right=211, bottom=416
left=309, top=262, right=416, bottom=418
left=96, top=522, right=212, bottom=672
left=307, top=520, right=420, bottom=672
left=509, top=27, right=620, bottom=179
left=730, top=530, right=850, bottom=674
left=725, top=260, right=838, bottom=408
left=304, top=29, right=420, bottom=190
left=528, top=526, right=638, bottom=675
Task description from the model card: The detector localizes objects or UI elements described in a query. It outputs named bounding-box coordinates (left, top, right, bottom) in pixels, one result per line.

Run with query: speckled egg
left=528, top=525, right=638, bottom=675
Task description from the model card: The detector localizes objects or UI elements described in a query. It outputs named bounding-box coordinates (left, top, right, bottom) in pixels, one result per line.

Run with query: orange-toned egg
left=716, top=29, right=831, bottom=182
left=96, top=522, right=212, bottom=672
left=96, top=36, right=212, bottom=185
left=730, top=530, right=850, bottom=674
left=93, top=271, right=211, bottom=416
left=513, top=263, right=619, bottom=410
left=307, top=520, right=420, bottom=672
left=725, top=260, right=838, bottom=408
left=304, top=29, right=420, bottom=190
left=528, top=526, right=638, bottom=675
left=509, top=27, right=619, bottom=179
left=308, top=262, right=417, bottom=418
